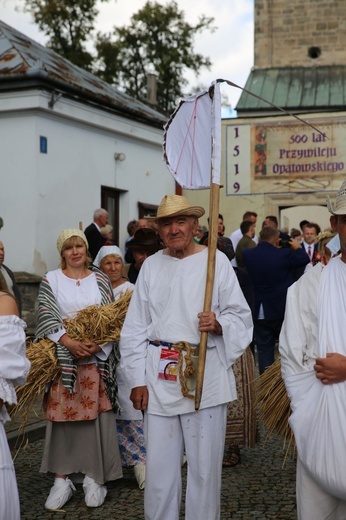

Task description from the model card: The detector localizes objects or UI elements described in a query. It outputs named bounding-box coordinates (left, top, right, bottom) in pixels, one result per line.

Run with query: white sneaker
left=45, top=477, right=76, bottom=510
left=83, top=475, right=107, bottom=507
left=134, top=463, right=146, bottom=490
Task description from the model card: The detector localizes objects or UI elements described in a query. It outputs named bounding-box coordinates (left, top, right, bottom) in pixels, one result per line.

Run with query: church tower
left=237, top=0, right=346, bottom=115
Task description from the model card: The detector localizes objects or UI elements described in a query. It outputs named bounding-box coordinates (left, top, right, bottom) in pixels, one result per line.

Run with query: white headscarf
left=94, top=245, right=124, bottom=267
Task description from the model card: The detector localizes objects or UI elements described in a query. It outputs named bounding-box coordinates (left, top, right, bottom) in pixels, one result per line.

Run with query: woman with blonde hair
left=0, top=272, right=30, bottom=519
left=37, top=229, right=122, bottom=510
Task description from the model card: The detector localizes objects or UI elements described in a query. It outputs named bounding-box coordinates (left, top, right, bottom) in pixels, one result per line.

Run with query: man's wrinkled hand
left=197, top=311, right=222, bottom=335
left=130, top=386, right=149, bottom=410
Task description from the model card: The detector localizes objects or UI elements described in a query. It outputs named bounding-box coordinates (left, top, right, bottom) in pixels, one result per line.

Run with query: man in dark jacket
left=84, top=208, right=108, bottom=260
left=243, top=226, right=309, bottom=374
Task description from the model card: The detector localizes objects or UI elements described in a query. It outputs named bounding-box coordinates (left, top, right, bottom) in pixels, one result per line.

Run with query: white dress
left=0, top=314, right=30, bottom=520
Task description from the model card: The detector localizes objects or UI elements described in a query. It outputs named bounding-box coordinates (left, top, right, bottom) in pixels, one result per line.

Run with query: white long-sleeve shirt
left=120, top=248, right=253, bottom=416
left=0, top=315, right=30, bottom=424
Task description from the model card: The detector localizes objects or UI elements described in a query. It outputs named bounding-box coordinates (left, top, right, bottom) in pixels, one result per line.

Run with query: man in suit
left=301, top=222, right=320, bottom=262
left=243, top=226, right=309, bottom=374
left=84, top=208, right=108, bottom=260
left=0, top=240, right=21, bottom=313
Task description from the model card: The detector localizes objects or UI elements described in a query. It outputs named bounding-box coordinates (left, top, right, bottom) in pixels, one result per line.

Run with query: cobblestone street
left=13, top=426, right=297, bottom=520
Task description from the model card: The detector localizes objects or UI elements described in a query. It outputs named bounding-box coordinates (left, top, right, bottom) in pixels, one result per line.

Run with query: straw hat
left=151, top=194, right=205, bottom=220
left=326, top=181, right=346, bottom=215
left=94, top=245, right=124, bottom=267
left=57, top=229, right=89, bottom=254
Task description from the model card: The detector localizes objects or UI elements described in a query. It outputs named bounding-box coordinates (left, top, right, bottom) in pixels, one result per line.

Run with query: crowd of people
left=0, top=185, right=345, bottom=519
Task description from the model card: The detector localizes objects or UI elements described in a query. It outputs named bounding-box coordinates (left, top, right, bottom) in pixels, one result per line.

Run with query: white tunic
left=0, top=314, right=30, bottom=520
left=280, top=257, right=346, bottom=501
left=46, top=269, right=101, bottom=321
left=280, top=262, right=323, bottom=378
left=120, top=248, right=253, bottom=416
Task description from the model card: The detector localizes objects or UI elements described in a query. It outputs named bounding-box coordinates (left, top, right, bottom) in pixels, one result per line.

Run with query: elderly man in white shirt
left=120, top=194, right=253, bottom=520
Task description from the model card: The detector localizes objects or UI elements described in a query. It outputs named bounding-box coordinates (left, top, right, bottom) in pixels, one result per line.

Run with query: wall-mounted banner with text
left=225, top=116, right=346, bottom=196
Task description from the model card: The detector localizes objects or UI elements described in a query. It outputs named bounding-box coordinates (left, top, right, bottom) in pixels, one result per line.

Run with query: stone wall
left=14, top=272, right=42, bottom=337
left=255, top=0, right=346, bottom=68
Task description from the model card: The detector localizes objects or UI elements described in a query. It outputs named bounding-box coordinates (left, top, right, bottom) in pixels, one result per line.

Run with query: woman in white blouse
left=0, top=273, right=30, bottom=520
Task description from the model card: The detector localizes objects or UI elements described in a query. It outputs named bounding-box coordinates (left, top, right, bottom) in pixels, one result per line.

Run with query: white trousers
left=144, top=404, right=227, bottom=520
left=297, top=457, right=346, bottom=520
left=0, top=423, right=20, bottom=520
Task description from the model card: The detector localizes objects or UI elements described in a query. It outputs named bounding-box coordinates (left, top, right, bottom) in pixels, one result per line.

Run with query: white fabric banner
left=163, top=81, right=221, bottom=189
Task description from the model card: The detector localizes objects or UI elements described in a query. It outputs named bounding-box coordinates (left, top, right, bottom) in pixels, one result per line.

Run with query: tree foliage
left=23, top=0, right=215, bottom=113
left=96, top=1, right=215, bottom=113
left=23, top=0, right=105, bottom=70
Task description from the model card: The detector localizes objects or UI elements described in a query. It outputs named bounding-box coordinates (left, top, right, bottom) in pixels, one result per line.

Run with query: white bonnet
left=94, top=245, right=124, bottom=267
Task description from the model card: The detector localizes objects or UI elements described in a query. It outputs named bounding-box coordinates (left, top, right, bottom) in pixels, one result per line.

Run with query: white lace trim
left=0, top=377, right=17, bottom=405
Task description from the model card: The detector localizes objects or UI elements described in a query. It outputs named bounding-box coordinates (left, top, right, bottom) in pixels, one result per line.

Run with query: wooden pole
left=195, top=182, right=220, bottom=410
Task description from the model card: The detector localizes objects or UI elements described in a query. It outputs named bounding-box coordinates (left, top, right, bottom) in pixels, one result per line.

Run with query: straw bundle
left=12, top=290, right=133, bottom=427
left=64, top=289, right=132, bottom=344
left=256, top=358, right=296, bottom=458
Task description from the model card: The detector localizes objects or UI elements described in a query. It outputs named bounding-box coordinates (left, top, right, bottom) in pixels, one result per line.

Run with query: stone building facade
left=254, top=0, right=346, bottom=69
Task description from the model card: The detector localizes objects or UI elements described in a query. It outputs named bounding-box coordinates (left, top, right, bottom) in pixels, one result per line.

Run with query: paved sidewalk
left=10, top=421, right=297, bottom=519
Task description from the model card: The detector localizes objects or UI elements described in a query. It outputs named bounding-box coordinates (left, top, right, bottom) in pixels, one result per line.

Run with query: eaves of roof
left=0, top=20, right=167, bottom=128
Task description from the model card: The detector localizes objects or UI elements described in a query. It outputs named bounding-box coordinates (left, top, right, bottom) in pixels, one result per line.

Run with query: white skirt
left=0, top=422, right=20, bottom=520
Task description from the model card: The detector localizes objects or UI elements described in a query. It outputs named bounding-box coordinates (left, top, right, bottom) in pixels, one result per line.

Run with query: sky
left=0, top=0, right=254, bottom=115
